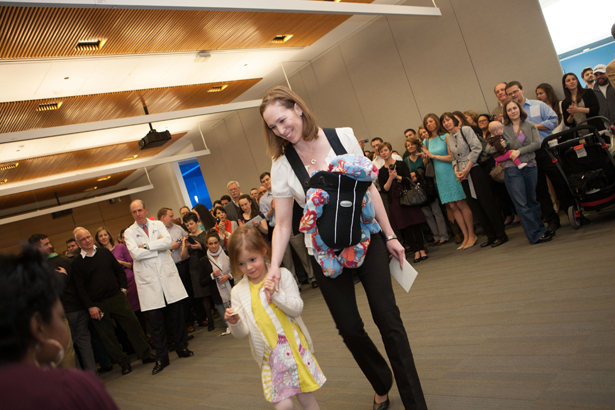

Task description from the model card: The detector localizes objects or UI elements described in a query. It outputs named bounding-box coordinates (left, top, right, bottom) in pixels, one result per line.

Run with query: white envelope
left=389, top=257, right=418, bottom=293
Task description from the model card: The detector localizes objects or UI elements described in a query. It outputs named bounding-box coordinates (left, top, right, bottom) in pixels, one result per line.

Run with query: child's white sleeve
left=228, top=286, right=249, bottom=338
left=271, top=268, right=304, bottom=318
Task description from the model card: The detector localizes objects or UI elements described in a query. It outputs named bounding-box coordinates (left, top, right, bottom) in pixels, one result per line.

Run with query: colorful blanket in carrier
left=299, top=154, right=381, bottom=278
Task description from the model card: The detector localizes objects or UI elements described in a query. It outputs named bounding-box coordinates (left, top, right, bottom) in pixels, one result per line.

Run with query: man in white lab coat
left=124, top=199, right=193, bottom=375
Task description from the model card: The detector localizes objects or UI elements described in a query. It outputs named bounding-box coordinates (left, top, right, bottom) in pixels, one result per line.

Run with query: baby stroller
left=542, top=117, right=615, bottom=229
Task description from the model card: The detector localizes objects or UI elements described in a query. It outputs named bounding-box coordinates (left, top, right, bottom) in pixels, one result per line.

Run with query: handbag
left=399, top=180, right=428, bottom=206
left=424, top=139, right=435, bottom=177
left=489, top=162, right=506, bottom=183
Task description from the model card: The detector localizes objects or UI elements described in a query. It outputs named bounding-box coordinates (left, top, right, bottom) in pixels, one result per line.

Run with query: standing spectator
left=224, top=181, right=243, bottom=222
left=535, top=83, right=563, bottom=128
left=214, top=206, right=238, bottom=251
left=371, top=137, right=403, bottom=169
left=219, top=196, right=231, bottom=207
left=402, top=129, right=417, bottom=159
left=250, top=188, right=259, bottom=200
left=506, top=81, right=566, bottom=233
left=421, top=113, right=477, bottom=250
left=125, top=200, right=193, bottom=375
left=405, top=137, right=449, bottom=245
left=116, top=230, right=126, bottom=245
left=193, top=203, right=217, bottom=231
left=593, top=64, right=615, bottom=125
left=95, top=228, right=143, bottom=328
left=441, top=113, right=508, bottom=248
left=417, top=125, right=429, bottom=143
left=464, top=110, right=479, bottom=126
left=237, top=194, right=269, bottom=238
left=499, top=103, right=554, bottom=244
left=200, top=231, right=233, bottom=336
left=256, top=185, right=267, bottom=203
left=581, top=67, right=595, bottom=89
left=0, top=248, right=120, bottom=410
left=72, top=228, right=155, bottom=375
left=28, top=234, right=78, bottom=369
left=378, top=142, right=428, bottom=263
left=492, top=82, right=509, bottom=121
left=181, top=212, right=215, bottom=331
left=65, top=238, right=80, bottom=258
left=561, top=72, right=602, bottom=131
left=158, top=207, right=194, bottom=332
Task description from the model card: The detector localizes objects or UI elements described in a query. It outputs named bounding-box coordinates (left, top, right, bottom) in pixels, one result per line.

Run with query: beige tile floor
left=102, top=211, right=615, bottom=410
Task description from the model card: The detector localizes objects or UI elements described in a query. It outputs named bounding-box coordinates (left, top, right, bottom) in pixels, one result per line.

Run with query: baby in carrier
left=488, top=121, right=527, bottom=169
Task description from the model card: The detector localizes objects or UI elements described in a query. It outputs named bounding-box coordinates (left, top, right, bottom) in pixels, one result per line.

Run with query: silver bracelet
left=385, top=235, right=398, bottom=241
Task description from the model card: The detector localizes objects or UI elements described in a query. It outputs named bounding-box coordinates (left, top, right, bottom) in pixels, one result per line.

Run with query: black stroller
left=542, top=117, right=615, bottom=229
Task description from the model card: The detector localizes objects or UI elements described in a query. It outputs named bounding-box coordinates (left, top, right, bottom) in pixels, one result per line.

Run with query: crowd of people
left=1, top=59, right=614, bottom=410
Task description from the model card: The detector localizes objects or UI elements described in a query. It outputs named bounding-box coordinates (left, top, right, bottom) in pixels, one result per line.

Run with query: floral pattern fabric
left=299, top=154, right=381, bottom=278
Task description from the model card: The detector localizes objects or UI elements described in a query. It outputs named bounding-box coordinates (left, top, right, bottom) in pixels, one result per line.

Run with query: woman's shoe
left=420, top=255, right=428, bottom=261
left=373, top=397, right=390, bottom=410
left=463, top=236, right=478, bottom=249
left=413, top=252, right=421, bottom=263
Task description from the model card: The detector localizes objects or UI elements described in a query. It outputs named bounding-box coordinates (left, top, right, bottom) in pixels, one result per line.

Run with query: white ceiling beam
left=2, top=0, right=441, bottom=17
left=0, top=99, right=262, bottom=144
left=0, top=184, right=154, bottom=225
left=0, top=149, right=210, bottom=196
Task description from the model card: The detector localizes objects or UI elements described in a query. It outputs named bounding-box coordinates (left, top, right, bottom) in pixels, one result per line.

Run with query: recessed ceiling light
left=325, top=0, right=341, bottom=2
left=84, top=186, right=98, bottom=192
left=0, top=162, right=19, bottom=171
left=64, top=77, right=69, bottom=80
left=208, top=85, right=228, bottom=93
left=271, top=35, right=293, bottom=44
left=75, top=39, right=107, bottom=51
left=36, top=102, right=63, bottom=111
left=0, top=179, right=8, bottom=185
left=97, top=176, right=111, bottom=181
left=122, top=155, right=139, bottom=161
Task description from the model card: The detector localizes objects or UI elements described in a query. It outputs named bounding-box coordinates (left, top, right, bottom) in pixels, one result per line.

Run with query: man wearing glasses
left=505, top=81, right=569, bottom=233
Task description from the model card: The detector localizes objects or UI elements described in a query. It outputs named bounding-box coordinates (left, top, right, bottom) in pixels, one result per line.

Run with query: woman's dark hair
left=422, top=113, right=445, bottom=137
left=440, top=112, right=460, bottom=128
left=562, top=73, right=585, bottom=104
left=452, top=111, right=470, bottom=126
left=502, top=100, right=528, bottom=125
left=214, top=206, right=227, bottom=217
left=94, top=226, right=115, bottom=248
left=535, top=83, right=562, bottom=124
left=204, top=229, right=221, bottom=245
left=0, top=247, right=62, bottom=362
left=193, top=204, right=216, bottom=230
left=182, top=211, right=199, bottom=225
left=238, top=194, right=259, bottom=220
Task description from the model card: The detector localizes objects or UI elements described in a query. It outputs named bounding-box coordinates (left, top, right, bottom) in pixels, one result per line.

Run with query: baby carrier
left=285, top=129, right=380, bottom=277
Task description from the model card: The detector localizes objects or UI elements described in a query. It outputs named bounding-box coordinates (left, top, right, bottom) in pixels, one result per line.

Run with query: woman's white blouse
left=271, top=127, right=364, bottom=208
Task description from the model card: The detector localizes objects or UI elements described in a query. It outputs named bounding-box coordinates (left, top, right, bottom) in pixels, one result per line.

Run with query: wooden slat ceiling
left=0, top=170, right=136, bottom=211
left=0, top=3, right=373, bottom=60
left=0, top=132, right=185, bottom=185
left=0, top=79, right=260, bottom=134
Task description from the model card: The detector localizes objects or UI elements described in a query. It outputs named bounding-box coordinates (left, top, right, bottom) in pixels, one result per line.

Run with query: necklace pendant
left=310, top=159, right=317, bottom=165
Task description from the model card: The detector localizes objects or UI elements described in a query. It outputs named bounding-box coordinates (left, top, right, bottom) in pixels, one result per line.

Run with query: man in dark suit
left=71, top=227, right=155, bottom=375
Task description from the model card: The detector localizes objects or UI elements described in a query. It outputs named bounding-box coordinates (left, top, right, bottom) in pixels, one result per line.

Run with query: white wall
left=130, top=162, right=189, bottom=217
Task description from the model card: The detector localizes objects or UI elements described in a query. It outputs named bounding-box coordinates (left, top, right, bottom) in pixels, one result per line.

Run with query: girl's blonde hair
left=228, top=225, right=272, bottom=277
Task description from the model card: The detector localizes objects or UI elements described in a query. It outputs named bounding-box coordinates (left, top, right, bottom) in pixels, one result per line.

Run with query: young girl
left=225, top=226, right=325, bottom=410
left=204, top=230, right=233, bottom=336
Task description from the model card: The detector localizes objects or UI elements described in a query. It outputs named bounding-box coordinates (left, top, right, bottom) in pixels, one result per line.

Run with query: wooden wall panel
left=0, top=4, right=372, bottom=60
left=71, top=203, right=103, bottom=227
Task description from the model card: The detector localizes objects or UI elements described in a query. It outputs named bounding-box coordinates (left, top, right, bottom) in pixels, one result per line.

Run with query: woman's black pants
left=311, top=233, right=427, bottom=409
left=462, top=166, right=507, bottom=241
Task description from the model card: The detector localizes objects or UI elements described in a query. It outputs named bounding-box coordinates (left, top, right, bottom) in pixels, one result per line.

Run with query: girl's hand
left=387, top=238, right=405, bottom=269
left=456, top=169, right=469, bottom=182
left=218, top=222, right=225, bottom=232
left=218, top=274, right=230, bottom=284
left=224, top=308, right=239, bottom=325
left=212, top=269, right=221, bottom=277
left=264, top=276, right=276, bottom=296
left=389, top=168, right=398, bottom=180
left=251, top=219, right=260, bottom=226
left=510, top=150, right=521, bottom=161
left=190, top=241, right=202, bottom=250
left=238, top=219, right=245, bottom=226
left=264, top=266, right=281, bottom=303
left=421, top=147, right=432, bottom=158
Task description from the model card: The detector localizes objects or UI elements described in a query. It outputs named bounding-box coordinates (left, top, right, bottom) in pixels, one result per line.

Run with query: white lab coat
left=124, top=220, right=187, bottom=312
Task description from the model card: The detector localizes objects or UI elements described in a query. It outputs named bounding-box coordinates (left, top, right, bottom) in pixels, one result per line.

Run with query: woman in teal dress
left=421, top=113, right=477, bottom=250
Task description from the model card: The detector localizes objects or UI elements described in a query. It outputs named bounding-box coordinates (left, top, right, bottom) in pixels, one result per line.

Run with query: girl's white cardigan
left=228, top=268, right=314, bottom=366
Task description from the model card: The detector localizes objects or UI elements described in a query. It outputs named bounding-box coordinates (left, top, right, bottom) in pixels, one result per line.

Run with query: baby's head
left=488, top=121, right=504, bottom=137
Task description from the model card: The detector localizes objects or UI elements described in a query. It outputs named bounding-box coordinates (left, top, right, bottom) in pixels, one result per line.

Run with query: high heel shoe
left=463, top=236, right=477, bottom=249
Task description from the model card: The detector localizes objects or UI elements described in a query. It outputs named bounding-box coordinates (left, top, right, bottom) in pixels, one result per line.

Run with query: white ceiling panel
left=0, top=49, right=303, bottom=103
left=0, top=63, right=52, bottom=102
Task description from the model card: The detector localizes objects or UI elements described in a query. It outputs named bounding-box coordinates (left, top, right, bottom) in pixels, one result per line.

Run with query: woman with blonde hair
left=259, top=86, right=427, bottom=410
